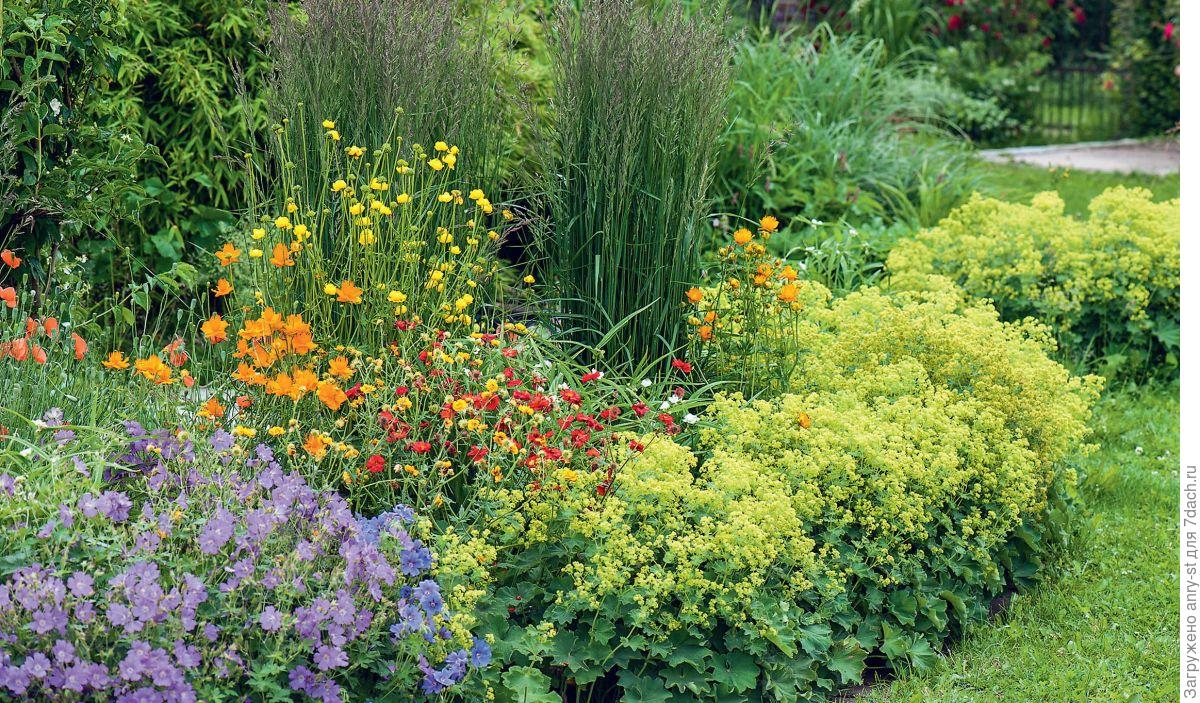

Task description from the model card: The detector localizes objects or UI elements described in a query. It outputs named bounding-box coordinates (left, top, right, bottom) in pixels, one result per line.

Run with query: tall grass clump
left=715, top=25, right=976, bottom=230
left=265, top=0, right=511, bottom=202
left=543, top=0, right=732, bottom=367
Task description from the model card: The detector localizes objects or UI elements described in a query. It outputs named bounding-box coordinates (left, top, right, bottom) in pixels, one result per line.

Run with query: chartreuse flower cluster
left=222, top=116, right=509, bottom=350
left=482, top=280, right=1099, bottom=702
left=0, top=415, right=491, bottom=701
left=886, top=187, right=1180, bottom=375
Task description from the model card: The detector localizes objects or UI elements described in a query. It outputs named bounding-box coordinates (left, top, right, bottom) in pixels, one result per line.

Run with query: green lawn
left=977, top=161, right=1180, bottom=218
left=862, top=382, right=1180, bottom=703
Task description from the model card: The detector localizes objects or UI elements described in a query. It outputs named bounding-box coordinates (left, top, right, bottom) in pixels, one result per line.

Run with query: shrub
left=0, top=419, right=491, bottom=700
left=542, top=0, right=732, bottom=367
left=484, top=278, right=1098, bottom=701
left=715, top=27, right=976, bottom=230
left=0, top=0, right=151, bottom=284
left=1110, top=0, right=1180, bottom=135
left=886, top=187, right=1181, bottom=376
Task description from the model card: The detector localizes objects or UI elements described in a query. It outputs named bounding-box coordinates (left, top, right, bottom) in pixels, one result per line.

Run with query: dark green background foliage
left=1111, top=0, right=1179, bottom=135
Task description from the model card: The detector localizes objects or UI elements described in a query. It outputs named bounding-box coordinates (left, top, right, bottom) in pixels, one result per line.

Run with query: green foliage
left=886, top=187, right=1180, bottom=377
left=862, top=383, right=1178, bottom=703
left=976, top=161, right=1179, bottom=219
left=484, top=280, right=1098, bottom=701
left=541, top=0, right=732, bottom=367
left=0, top=0, right=152, bottom=283
left=102, top=0, right=270, bottom=284
left=715, top=27, right=976, bottom=230
left=265, top=0, right=512, bottom=208
left=928, top=41, right=1051, bottom=144
left=1110, top=0, right=1180, bottom=135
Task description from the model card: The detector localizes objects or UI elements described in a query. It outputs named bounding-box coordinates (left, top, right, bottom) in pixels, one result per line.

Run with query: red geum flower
left=501, top=347, right=519, bottom=358
left=599, top=406, right=622, bottom=421
left=408, top=440, right=432, bottom=454
left=581, top=370, right=602, bottom=383
left=559, top=389, right=582, bottom=406
left=670, top=359, right=692, bottom=374
left=628, top=439, right=645, bottom=452
left=345, top=383, right=364, bottom=401
left=365, top=454, right=386, bottom=473
left=632, top=401, right=649, bottom=417
left=467, top=445, right=489, bottom=463
left=948, top=13, right=962, bottom=30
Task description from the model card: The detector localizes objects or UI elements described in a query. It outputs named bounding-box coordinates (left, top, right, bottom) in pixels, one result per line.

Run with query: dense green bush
left=0, top=0, right=152, bottom=292
left=483, top=280, right=1098, bottom=701
left=886, top=187, right=1180, bottom=376
left=1111, top=0, right=1180, bottom=135
left=714, top=27, right=977, bottom=230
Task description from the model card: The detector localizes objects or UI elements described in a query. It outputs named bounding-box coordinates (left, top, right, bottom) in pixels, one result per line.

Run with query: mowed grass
left=862, top=382, right=1180, bottom=703
left=977, top=161, right=1180, bottom=218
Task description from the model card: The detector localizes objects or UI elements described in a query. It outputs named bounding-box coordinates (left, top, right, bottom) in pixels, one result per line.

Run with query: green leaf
left=709, top=652, right=759, bottom=693
left=888, top=590, right=918, bottom=626
left=501, top=666, right=559, bottom=703
left=826, top=640, right=867, bottom=684
left=796, top=623, right=832, bottom=657
left=618, top=671, right=672, bottom=703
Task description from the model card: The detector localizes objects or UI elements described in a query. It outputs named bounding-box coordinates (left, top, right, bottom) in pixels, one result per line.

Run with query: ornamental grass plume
left=541, top=0, right=732, bottom=368
left=265, top=0, right=510, bottom=202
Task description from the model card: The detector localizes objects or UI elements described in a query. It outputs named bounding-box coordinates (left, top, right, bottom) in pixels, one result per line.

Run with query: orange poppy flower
left=41, top=317, right=59, bottom=337
left=0, top=249, right=20, bottom=269
left=269, top=243, right=295, bottom=268
left=1, top=287, right=17, bottom=308
left=71, top=332, right=87, bottom=360
left=212, top=278, right=234, bottom=297
left=164, top=338, right=188, bottom=367
left=7, top=338, right=29, bottom=362
left=31, top=344, right=47, bottom=364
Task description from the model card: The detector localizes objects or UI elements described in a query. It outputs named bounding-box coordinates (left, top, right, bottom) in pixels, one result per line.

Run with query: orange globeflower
left=1, top=287, right=16, bottom=308
left=327, top=355, right=354, bottom=380
left=316, top=381, right=348, bottom=411
left=1, top=249, right=20, bottom=268
left=778, top=283, right=798, bottom=303
left=71, top=332, right=87, bottom=360
left=212, top=278, right=234, bottom=297
left=684, top=287, right=704, bottom=305
left=759, top=215, right=780, bottom=233
left=303, top=432, right=328, bottom=461
left=269, top=243, right=295, bottom=268
left=198, top=396, right=225, bottom=420
left=732, top=228, right=753, bottom=246
left=201, top=313, right=229, bottom=343
left=698, top=325, right=713, bottom=341
left=133, top=355, right=174, bottom=384
left=215, top=243, right=242, bottom=267
left=333, top=280, right=363, bottom=304
left=102, top=351, right=131, bottom=370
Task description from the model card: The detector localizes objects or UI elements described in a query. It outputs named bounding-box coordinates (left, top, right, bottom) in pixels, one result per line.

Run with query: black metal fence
left=1027, top=63, right=1131, bottom=145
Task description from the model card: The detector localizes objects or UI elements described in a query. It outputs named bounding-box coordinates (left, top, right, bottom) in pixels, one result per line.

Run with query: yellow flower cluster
left=886, top=187, right=1180, bottom=371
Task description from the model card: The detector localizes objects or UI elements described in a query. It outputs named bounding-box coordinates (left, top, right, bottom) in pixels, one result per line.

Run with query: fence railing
left=1027, top=63, right=1131, bottom=145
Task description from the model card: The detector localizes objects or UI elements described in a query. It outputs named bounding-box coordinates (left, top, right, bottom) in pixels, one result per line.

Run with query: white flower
left=1134, top=446, right=1144, bottom=455
left=683, top=413, right=699, bottom=425
left=640, top=379, right=652, bottom=388
left=659, top=401, right=671, bottom=411
left=49, top=98, right=62, bottom=116
left=668, top=394, right=681, bottom=405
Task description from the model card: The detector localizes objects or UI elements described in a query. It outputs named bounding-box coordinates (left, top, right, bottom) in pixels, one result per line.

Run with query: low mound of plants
left=477, top=246, right=1099, bottom=700
left=885, top=187, right=1180, bottom=376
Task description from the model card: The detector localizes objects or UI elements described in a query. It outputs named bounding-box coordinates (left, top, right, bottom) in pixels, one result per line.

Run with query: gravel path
left=979, top=138, right=1180, bottom=175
